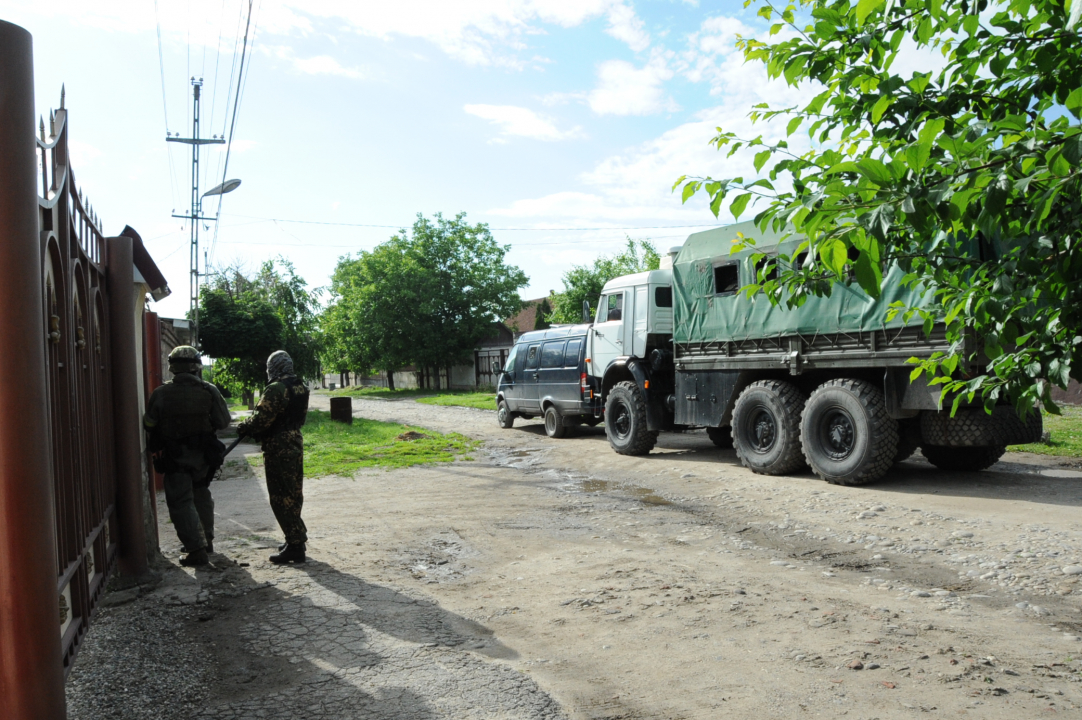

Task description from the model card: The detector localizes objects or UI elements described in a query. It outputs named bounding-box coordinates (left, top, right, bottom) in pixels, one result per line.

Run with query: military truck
left=578, top=220, right=1042, bottom=486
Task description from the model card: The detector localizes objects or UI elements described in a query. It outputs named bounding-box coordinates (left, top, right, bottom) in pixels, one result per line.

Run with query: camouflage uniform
left=239, top=351, right=310, bottom=547
left=144, top=347, right=230, bottom=555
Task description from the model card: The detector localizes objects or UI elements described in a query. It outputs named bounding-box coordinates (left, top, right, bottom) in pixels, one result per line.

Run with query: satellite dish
left=202, top=178, right=242, bottom=197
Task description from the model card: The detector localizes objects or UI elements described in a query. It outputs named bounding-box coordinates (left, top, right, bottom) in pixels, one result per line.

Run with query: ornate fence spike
left=60, top=83, right=65, bottom=110
left=49, top=109, right=55, bottom=137
left=39, top=116, right=45, bottom=142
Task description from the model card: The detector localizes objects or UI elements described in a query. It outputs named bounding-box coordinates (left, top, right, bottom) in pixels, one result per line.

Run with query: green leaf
left=786, top=116, right=803, bottom=136
left=754, top=150, right=772, bottom=173
left=855, top=158, right=893, bottom=184
left=1067, top=87, right=1082, bottom=116
left=822, top=238, right=848, bottom=278
left=871, top=95, right=893, bottom=124
left=730, top=193, right=752, bottom=219
left=681, top=181, right=699, bottom=204
left=855, top=0, right=885, bottom=25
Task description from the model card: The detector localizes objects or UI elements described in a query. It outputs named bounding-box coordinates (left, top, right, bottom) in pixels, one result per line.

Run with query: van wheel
left=544, top=406, right=567, bottom=439
left=922, top=444, right=1005, bottom=471
left=801, top=379, right=898, bottom=486
left=497, top=400, right=515, bottom=429
left=605, top=381, right=658, bottom=455
left=732, top=380, right=806, bottom=475
left=706, top=426, right=734, bottom=449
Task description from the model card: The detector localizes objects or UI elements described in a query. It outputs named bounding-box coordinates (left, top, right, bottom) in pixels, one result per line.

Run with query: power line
left=209, top=0, right=257, bottom=262
left=224, top=214, right=726, bottom=232
left=153, top=0, right=181, bottom=208
left=214, top=231, right=694, bottom=249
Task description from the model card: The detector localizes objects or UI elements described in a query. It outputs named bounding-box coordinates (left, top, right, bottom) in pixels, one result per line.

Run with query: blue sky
left=2, top=0, right=814, bottom=319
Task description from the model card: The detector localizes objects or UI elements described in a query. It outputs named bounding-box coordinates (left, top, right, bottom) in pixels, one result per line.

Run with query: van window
left=525, top=343, right=541, bottom=370
left=504, top=345, right=519, bottom=373
left=714, top=264, right=739, bottom=295
left=564, top=338, right=582, bottom=366
left=541, top=341, right=566, bottom=369
left=655, top=286, right=672, bottom=307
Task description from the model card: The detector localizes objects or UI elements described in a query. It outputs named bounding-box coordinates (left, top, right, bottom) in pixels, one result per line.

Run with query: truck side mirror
left=582, top=300, right=591, bottom=323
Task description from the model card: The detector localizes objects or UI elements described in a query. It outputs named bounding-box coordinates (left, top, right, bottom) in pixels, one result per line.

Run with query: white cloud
left=266, top=46, right=368, bottom=79
left=68, top=140, right=103, bottom=169
left=465, top=105, right=583, bottom=141
left=588, top=54, right=678, bottom=116
left=605, top=3, right=650, bottom=52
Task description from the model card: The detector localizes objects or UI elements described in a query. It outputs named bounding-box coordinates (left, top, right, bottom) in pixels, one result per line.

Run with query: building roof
left=120, top=225, right=171, bottom=301
left=504, top=297, right=550, bottom=334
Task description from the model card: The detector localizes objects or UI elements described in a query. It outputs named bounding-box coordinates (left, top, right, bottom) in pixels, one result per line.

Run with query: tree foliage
left=321, top=213, right=528, bottom=385
left=677, top=0, right=1082, bottom=415
left=199, top=258, right=321, bottom=393
left=547, top=239, right=661, bottom=324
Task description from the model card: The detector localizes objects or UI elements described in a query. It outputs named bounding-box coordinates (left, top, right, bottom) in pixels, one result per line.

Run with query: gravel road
left=67, top=394, right=1082, bottom=719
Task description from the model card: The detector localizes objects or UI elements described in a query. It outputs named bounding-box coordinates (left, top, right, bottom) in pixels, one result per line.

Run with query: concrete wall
left=1052, top=380, right=1082, bottom=406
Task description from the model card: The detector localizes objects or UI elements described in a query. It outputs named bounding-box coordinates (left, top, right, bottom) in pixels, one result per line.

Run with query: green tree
left=677, top=0, right=1082, bottom=415
left=199, top=258, right=321, bottom=398
left=321, top=213, right=528, bottom=389
left=409, top=213, right=528, bottom=380
left=547, top=238, right=661, bottom=324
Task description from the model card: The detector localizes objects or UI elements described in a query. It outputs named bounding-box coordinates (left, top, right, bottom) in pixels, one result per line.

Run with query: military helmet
left=168, top=345, right=201, bottom=363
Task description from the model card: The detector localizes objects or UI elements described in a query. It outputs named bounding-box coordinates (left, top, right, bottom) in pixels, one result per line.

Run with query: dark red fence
left=37, top=92, right=119, bottom=674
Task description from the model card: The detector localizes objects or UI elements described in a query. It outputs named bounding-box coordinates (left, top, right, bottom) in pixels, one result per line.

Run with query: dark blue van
left=496, top=325, right=601, bottom=438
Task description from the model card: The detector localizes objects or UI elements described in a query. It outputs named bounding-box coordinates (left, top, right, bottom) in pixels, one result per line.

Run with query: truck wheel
left=801, top=378, right=898, bottom=486
left=605, top=381, right=658, bottom=455
left=732, top=380, right=806, bottom=475
left=544, top=406, right=568, bottom=439
left=706, top=426, right=734, bottom=449
left=922, top=444, right=1005, bottom=471
left=497, top=400, right=515, bottom=429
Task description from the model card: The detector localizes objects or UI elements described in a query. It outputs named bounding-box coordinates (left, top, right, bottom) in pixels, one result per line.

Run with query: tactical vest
left=267, top=376, right=309, bottom=435
left=155, top=378, right=216, bottom=440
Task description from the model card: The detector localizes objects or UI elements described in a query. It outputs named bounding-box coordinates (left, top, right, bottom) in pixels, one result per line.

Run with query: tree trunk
left=446, top=365, right=452, bottom=391
left=243, top=390, right=255, bottom=410
left=386, top=369, right=396, bottom=391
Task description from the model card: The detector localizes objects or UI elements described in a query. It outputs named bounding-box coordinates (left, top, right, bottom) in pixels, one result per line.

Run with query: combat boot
left=270, top=543, right=306, bottom=564
left=180, top=548, right=209, bottom=567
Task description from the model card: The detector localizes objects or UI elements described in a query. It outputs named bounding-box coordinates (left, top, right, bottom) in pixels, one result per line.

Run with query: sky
left=2, top=0, right=817, bottom=319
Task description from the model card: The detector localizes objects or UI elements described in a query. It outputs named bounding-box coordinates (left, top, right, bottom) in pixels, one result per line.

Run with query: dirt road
left=69, top=395, right=1082, bottom=719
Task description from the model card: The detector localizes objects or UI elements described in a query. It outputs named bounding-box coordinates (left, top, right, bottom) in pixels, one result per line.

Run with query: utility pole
left=167, top=77, right=223, bottom=348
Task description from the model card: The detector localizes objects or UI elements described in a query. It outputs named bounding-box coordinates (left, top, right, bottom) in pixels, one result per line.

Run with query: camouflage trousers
left=163, top=466, right=214, bottom=553
left=263, top=430, right=307, bottom=545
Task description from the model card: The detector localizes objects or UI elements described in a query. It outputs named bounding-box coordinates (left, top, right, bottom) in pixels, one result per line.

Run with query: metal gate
left=37, top=92, right=120, bottom=674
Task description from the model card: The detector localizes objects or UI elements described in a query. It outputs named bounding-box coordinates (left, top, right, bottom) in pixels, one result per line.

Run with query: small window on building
left=714, top=264, right=739, bottom=295
left=753, top=256, right=779, bottom=283
left=654, top=286, right=673, bottom=307
left=564, top=338, right=583, bottom=367
left=792, top=251, right=809, bottom=270
left=525, top=344, right=541, bottom=369
left=606, top=293, right=623, bottom=321
left=541, top=341, right=566, bottom=369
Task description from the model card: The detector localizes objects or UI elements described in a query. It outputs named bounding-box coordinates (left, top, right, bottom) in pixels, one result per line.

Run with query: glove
left=237, top=421, right=251, bottom=437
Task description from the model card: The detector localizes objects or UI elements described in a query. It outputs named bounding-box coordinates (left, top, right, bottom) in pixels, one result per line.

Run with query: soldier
left=144, top=346, right=231, bottom=567
left=238, top=350, right=310, bottom=564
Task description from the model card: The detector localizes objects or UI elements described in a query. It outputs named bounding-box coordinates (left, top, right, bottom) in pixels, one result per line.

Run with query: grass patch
left=301, top=409, right=478, bottom=477
left=416, top=392, right=496, bottom=410
left=1009, top=405, right=1082, bottom=457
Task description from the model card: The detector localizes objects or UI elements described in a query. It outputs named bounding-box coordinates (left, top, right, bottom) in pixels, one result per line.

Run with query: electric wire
left=154, top=0, right=181, bottom=209
left=209, top=0, right=258, bottom=263
left=225, top=215, right=726, bottom=232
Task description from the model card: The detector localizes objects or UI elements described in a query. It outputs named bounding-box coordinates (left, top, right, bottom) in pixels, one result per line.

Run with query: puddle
left=580, top=478, right=672, bottom=506
left=505, top=450, right=537, bottom=458
left=1041, top=468, right=1082, bottom=479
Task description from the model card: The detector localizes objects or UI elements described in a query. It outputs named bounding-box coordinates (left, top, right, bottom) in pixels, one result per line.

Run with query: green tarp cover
left=672, top=221, right=936, bottom=345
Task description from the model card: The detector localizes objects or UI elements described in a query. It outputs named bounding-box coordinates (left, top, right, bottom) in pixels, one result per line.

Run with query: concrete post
left=107, top=235, right=148, bottom=576
left=0, top=20, right=67, bottom=720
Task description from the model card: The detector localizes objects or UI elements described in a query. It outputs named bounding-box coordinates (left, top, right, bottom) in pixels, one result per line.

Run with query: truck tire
left=801, top=378, right=898, bottom=486
left=497, top=400, right=515, bottom=429
left=544, top=406, right=568, bottom=439
left=707, top=426, right=734, bottom=449
left=920, top=406, right=1042, bottom=447
left=894, top=418, right=921, bottom=464
left=922, top=444, right=1005, bottom=471
left=732, top=380, right=806, bottom=475
left=605, top=381, right=658, bottom=455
